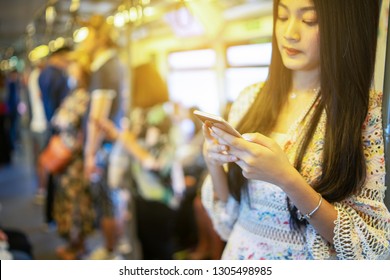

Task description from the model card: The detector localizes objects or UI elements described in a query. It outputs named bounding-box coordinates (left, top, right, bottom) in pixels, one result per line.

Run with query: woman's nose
left=283, top=19, right=300, bottom=41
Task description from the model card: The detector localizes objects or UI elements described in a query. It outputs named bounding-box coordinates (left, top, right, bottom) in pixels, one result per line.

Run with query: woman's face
left=275, top=0, right=320, bottom=72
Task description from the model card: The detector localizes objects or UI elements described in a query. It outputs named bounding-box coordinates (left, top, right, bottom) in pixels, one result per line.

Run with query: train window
left=167, top=49, right=220, bottom=114
left=227, top=43, right=272, bottom=66
left=168, top=49, right=216, bottom=69
left=225, top=42, right=272, bottom=101
left=226, top=67, right=269, bottom=101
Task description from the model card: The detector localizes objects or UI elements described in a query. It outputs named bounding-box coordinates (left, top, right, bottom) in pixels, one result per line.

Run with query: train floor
left=0, top=128, right=141, bottom=260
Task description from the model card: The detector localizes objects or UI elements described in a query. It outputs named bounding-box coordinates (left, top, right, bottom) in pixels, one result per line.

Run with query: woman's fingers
left=210, top=126, right=254, bottom=156
left=208, top=151, right=237, bottom=162
left=202, top=123, right=239, bottom=165
left=202, top=123, right=213, bottom=141
left=207, top=142, right=229, bottom=153
left=211, top=127, right=275, bottom=156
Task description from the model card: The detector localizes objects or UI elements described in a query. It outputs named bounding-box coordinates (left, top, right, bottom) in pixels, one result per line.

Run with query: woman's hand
left=202, top=122, right=238, bottom=168
left=211, top=126, right=296, bottom=187
left=95, top=118, right=119, bottom=141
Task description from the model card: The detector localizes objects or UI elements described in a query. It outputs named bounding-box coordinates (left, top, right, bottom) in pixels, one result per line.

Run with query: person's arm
left=119, top=130, right=159, bottom=169
left=211, top=127, right=338, bottom=243
left=202, top=124, right=232, bottom=202
left=199, top=85, right=262, bottom=241
left=203, top=83, right=262, bottom=203
left=0, top=230, right=8, bottom=242
left=84, top=89, right=117, bottom=178
left=200, top=123, right=241, bottom=241
left=84, top=116, right=102, bottom=178
left=95, top=118, right=159, bottom=169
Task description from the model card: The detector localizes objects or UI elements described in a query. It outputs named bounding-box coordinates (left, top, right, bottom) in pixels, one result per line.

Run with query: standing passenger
left=201, top=0, right=390, bottom=259
left=95, top=63, right=183, bottom=259
left=5, top=70, right=21, bottom=152
left=82, top=15, right=129, bottom=260
left=39, top=47, right=72, bottom=124
left=0, top=71, right=11, bottom=166
left=38, top=46, right=72, bottom=227
left=52, top=55, right=95, bottom=260
left=27, top=59, right=48, bottom=202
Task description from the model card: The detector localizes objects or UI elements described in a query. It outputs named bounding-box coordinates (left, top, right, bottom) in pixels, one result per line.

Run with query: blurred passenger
left=0, top=228, right=34, bottom=260
left=39, top=46, right=72, bottom=123
left=97, top=106, right=179, bottom=259
left=81, top=15, right=130, bottom=260
left=38, top=46, right=72, bottom=227
left=0, top=71, right=11, bottom=166
left=51, top=54, right=96, bottom=260
left=27, top=59, right=48, bottom=202
left=166, top=104, right=208, bottom=255
left=0, top=201, right=33, bottom=260
left=5, top=70, right=21, bottom=152
left=96, top=63, right=181, bottom=259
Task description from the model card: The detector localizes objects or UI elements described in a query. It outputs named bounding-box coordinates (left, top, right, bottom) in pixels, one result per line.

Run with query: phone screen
left=193, top=110, right=242, bottom=138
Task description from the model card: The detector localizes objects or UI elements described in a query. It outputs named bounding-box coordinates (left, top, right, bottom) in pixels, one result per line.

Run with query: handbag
left=39, top=135, right=72, bottom=174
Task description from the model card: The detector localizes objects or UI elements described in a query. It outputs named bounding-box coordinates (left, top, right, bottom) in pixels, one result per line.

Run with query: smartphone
left=193, top=110, right=242, bottom=138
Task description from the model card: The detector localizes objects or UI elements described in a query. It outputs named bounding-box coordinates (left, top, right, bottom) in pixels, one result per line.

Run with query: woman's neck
left=291, top=69, right=320, bottom=92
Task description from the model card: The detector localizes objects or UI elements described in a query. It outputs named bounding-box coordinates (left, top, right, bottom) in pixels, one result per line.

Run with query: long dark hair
left=227, top=0, right=380, bottom=229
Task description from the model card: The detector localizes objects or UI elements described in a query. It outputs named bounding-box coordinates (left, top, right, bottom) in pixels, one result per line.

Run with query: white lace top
left=201, top=84, right=390, bottom=259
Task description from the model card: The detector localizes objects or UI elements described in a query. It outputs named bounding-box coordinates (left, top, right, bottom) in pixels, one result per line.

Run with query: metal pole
left=382, top=7, right=390, bottom=210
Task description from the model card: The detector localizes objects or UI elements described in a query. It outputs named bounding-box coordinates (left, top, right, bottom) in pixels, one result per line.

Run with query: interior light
left=9, top=56, right=18, bottom=68
left=143, top=7, right=154, bottom=17
left=54, top=37, right=65, bottom=50
left=48, top=40, right=55, bottom=52
left=106, top=16, right=114, bottom=25
left=70, top=0, right=80, bottom=13
left=73, top=27, right=89, bottom=43
left=114, top=12, right=126, bottom=28
left=0, top=60, right=10, bottom=71
left=26, top=23, right=36, bottom=36
left=45, top=6, right=56, bottom=25
left=129, top=7, right=138, bottom=22
left=137, top=5, right=144, bottom=19
left=28, top=45, right=50, bottom=62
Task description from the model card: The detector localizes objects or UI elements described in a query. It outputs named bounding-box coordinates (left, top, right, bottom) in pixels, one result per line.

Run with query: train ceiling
left=0, top=0, right=272, bottom=57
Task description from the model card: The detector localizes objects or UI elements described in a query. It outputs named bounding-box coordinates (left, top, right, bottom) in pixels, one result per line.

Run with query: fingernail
left=242, top=134, right=252, bottom=141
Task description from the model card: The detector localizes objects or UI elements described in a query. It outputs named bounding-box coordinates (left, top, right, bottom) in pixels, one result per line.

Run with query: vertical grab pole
left=382, top=6, right=390, bottom=210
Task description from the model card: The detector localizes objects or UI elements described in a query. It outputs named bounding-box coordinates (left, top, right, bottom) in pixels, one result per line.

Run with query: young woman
left=201, top=0, right=390, bottom=259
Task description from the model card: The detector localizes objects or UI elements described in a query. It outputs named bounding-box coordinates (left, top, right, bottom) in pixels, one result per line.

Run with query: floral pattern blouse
left=52, top=89, right=95, bottom=240
left=201, top=83, right=390, bottom=260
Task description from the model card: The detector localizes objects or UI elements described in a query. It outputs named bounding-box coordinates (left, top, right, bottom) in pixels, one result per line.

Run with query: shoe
left=187, top=249, right=211, bottom=260
left=117, top=237, right=132, bottom=255
left=56, top=245, right=85, bottom=260
left=87, top=247, right=123, bottom=260
left=0, top=241, right=13, bottom=260
left=41, top=221, right=57, bottom=233
left=34, top=192, right=45, bottom=205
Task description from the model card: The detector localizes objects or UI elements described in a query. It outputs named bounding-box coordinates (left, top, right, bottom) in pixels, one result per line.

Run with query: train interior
left=0, top=0, right=389, bottom=260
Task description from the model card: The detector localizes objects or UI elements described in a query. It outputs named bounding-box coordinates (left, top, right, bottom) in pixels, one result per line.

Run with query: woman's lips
left=284, top=47, right=301, bottom=56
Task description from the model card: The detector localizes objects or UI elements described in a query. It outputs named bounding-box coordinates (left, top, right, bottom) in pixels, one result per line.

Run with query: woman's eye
left=302, top=12, right=318, bottom=26
left=303, top=20, right=318, bottom=26
left=277, top=16, right=288, bottom=21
